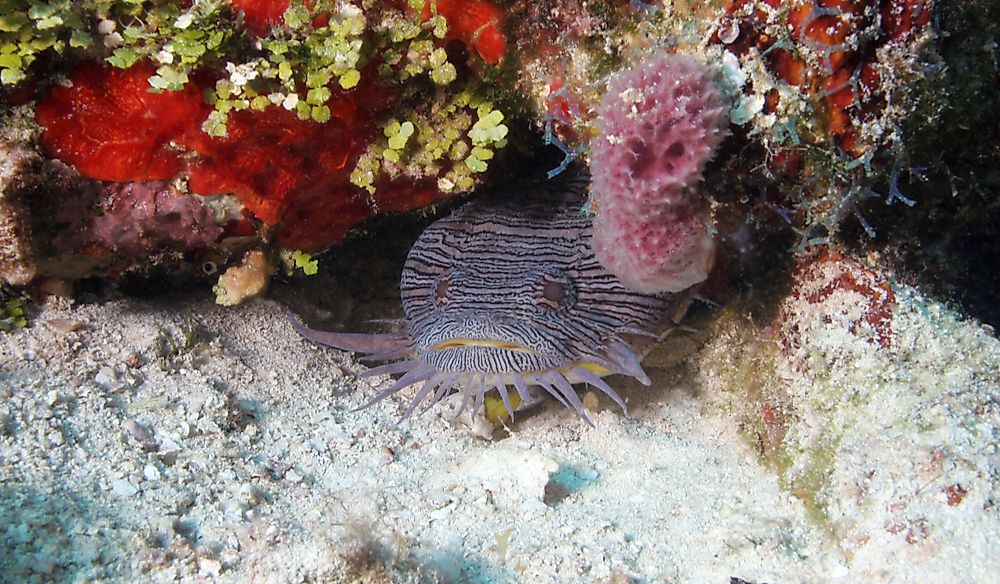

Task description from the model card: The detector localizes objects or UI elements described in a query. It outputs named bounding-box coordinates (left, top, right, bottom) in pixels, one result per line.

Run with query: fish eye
left=542, top=280, right=564, bottom=304
left=434, top=274, right=451, bottom=306
left=533, top=269, right=574, bottom=310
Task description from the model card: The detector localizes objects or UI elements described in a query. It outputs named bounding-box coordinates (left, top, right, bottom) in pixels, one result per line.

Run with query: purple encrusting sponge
left=590, top=52, right=728, bottom=294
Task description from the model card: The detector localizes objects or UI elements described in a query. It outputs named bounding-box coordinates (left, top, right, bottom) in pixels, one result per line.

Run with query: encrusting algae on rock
left=1, top=0, right=515, bottom=296
left=692, top=252, right=1000, bottom=577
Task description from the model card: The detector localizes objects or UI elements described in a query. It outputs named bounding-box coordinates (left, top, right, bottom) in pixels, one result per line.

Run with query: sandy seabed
left=0, top=274, right=997, bottom=583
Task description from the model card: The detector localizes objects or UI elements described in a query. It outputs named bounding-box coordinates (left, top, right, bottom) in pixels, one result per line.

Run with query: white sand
left=1, top=271, right=997, bottom=582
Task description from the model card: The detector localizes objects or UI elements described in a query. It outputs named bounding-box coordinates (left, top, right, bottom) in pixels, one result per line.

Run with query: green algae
left=694, top=305, right=843, bottom=531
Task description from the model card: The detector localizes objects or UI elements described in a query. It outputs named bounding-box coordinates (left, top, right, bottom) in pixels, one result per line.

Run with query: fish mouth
left=428, top=338, right=615, bottom=378
left=430, top=338, right=539, bottom=355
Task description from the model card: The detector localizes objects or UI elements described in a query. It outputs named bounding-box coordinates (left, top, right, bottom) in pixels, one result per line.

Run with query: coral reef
left=505, top=0, right=959, bottom=287
left=0, top=0, right=994, bottom=327
left=0, top=0, right=521, bottom=299
left=590, top=53, right=728, bottom=293
left=701, top=0, right=946, bottom=255
left=27, top=4, right=506, bottom=251
left=718, top=0, right=933, bottom=156
left=0, top=4, right=997, bottom=581
left=867, top=0, right=1000, bottom=328
left=0, top=3, right=997, bottom=580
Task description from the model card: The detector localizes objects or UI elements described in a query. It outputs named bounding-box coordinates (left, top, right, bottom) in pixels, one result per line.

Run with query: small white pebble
left=111, top=479, right=139, bottom=498
left=198, top=557, right=222, bottom=577
left=143, top=464, right=161, bottom=481
left=97, top=19, right=116, bottom=34
left=94, top=367, right=118, bottom=387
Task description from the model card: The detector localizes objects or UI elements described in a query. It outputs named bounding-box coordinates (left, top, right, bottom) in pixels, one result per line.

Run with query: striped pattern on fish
left=292, top=172, right=691, bottom=423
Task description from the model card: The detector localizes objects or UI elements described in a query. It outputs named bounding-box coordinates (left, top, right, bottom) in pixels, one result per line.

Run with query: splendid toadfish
left=292, top=173, right=692, bottom=423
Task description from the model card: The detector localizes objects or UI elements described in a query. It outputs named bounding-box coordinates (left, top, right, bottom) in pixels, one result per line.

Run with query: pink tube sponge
left=590, top=52, right=728, bottom=293
left=593, top=207, right=717, bottom=295
left=592, top=53, right=728, bottom=214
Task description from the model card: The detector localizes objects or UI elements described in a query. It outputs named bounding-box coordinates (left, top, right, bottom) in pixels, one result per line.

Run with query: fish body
left=293, top=174, right=690, bottom=422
